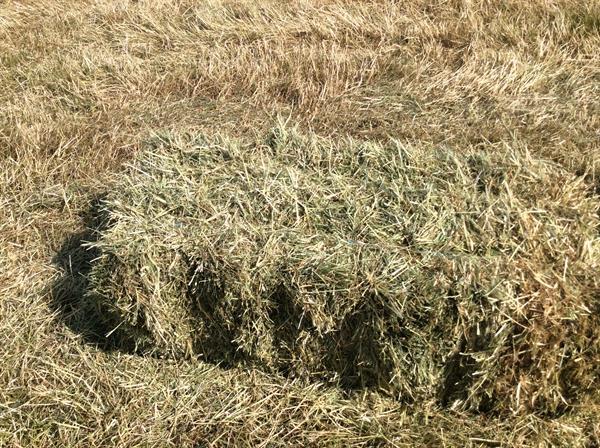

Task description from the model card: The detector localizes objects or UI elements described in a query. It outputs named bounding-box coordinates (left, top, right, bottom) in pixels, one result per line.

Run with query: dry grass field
left=0, top=0, right=599, bottom=446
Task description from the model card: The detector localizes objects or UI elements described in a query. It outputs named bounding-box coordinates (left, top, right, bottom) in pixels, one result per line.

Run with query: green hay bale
left=87, top=126, right=600, bottom=414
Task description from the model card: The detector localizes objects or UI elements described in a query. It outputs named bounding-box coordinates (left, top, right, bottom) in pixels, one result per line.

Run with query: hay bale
left=87, top=126, right=600, bottom=414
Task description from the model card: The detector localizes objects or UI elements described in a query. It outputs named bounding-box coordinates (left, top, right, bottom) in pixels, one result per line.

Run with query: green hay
left=87, top=126, right=600, bottom=414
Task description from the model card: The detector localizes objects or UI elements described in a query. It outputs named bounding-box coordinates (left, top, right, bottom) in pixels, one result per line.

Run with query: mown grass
left=0, top=0, right=598, bottom=446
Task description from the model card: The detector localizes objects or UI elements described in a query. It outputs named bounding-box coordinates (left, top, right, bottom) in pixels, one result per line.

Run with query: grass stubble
left=0, top=0, right=599, bottom=446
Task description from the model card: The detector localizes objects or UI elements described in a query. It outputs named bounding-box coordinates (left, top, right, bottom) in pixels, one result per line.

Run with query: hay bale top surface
left=89, top=126, right=600, bottom=414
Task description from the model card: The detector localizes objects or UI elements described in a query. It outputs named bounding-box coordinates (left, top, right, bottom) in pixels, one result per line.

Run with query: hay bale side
left=87, top=126, right=600, bottom=414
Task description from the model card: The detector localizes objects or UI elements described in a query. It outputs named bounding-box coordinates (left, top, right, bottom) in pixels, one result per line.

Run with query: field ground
left=0, top=0, right=599, bottom=446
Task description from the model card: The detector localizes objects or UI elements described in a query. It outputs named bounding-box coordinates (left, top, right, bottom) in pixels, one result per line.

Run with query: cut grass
left=0, top=0, right=599, bottom=446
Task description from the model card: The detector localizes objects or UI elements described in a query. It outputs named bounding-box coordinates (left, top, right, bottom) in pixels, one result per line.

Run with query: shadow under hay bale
left=49, top=198, right=139, bottom=353
left=79, top=126, right=600, bottom=414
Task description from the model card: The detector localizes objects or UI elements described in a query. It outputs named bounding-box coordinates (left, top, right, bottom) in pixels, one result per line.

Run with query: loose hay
left=87, top=126, right=600, bottom=414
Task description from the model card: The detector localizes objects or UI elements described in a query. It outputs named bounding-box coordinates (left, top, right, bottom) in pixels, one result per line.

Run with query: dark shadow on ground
left=48, top=196, right=137, bottom=353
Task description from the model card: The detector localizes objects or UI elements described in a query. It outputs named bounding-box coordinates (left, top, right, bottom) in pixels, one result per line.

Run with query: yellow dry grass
left=0, top=0, right=598, bottom=446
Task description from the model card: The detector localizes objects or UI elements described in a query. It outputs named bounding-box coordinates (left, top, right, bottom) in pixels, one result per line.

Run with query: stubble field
left=0, top=1, right=599, bottom=446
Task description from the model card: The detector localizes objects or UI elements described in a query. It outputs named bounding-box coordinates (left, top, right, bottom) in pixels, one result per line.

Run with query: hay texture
left=87, top=126, right=600, bottom=414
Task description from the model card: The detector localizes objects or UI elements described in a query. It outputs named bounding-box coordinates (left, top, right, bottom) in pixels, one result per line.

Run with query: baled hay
left=87, top=126, right=600, bottom=414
